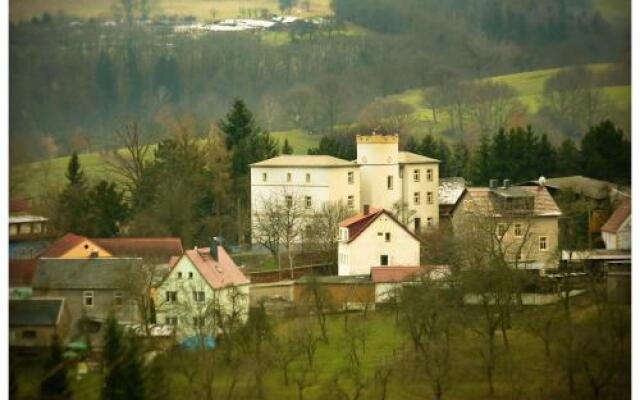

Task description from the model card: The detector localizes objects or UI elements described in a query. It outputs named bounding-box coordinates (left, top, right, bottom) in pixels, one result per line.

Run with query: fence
left=249, top=263, right=335, bottom=283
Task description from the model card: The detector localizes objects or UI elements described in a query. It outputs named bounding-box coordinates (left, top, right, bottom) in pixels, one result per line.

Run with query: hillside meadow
left=9, top=0, right=333, bottom=22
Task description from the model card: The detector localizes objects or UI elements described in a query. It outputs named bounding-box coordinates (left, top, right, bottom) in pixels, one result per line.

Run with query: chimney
left=489, top=179, right=498, bottom=189
left=503, top=179, right=511, bottom=189
left=210, top=237, right=220, bottom=261
left=363, top=204, right=370, bottom=215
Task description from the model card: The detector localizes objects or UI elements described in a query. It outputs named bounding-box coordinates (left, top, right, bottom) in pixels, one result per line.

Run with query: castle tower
left=356, top=134, right=400, bottom=210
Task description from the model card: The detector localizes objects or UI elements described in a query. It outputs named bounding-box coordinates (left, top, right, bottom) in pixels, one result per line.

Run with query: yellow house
left=39, top=233, right=112, bottom=258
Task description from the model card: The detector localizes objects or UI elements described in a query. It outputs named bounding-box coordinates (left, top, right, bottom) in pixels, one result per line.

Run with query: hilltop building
left=250, top=133, right=440, bottom=243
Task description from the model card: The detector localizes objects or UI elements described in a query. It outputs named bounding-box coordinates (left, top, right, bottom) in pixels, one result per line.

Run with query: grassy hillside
left=388, top=63, right=630, bottom=138
left=9, top=0, right=333, bottom=22
left=12, top=129, right=320, bottom=199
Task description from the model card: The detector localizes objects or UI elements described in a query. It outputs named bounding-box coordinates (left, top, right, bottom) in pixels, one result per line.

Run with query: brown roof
left=465, top=186, right=562, bottom=217
left=339, top=208, right=419, bottom=244
left=370, top=265, right=450, bottom=283
left=601, top=198, right=631, bottom=233
left=93, top=237, right=183, bottom=262
left=38, top=233, right=89, bottom=258
left=544, top=176, right=616, bottom=200
left=9, top=259, right=38, bottom=286
left=181, top=247, right=249, bottom=289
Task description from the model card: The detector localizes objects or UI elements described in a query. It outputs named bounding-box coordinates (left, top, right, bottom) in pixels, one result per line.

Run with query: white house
left=155, top=244, right=250, bottom=338
left=249, top=133, right=440, bottom=244
left=601, top=197, right=631, bottom=250
left=338, top=206, right=421, bottom=276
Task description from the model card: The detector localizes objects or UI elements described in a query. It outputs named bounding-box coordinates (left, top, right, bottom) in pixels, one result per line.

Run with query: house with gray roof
left=10, top=298, right=70, bottom=351
left=32, top=258, right=144, bottom=345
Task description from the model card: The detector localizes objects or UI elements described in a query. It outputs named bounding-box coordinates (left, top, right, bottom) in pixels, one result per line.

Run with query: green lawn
left=15, top=305, right=630, bottom=400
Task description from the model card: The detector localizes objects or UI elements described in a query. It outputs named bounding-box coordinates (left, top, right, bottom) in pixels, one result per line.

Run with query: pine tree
left=40, top=334, right=70, bottom=400
left=55, top=153, right=90, bottom=234
left=417, top=134, right=439, bottom=158
left=404, top=136, right=419, bottom=153
left=88, top=180, right=129, bottom=237
left=281, top=138, right=294, bottom=154
left=65, top=152, right=86, bottom=186
left=580, top=120, right=631, bottom=183
left=489, top=128, right=510, bottom=181
left=470, top=134, right=492, bottom=185
left=437, top=139, right=452, bottom=178
left=536, top=133, right=557, bottom=178
left=450, top=140, right=470, bottom=178
left=219, top=99, right=258, bottom=150
left=556, top=138, right=580, bottom=176
left=121, top=336, right=145, bottom=400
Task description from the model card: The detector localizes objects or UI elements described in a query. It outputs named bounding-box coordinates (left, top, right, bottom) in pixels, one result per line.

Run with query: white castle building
left=250, top=133, right=440, bottom=241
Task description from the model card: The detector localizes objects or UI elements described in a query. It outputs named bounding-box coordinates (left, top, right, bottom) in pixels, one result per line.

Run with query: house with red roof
left=338, top=205, right=420, bottom=276
left=155, top=242, right=250, bottom=337
left=601, top=197, right=631, bottom=250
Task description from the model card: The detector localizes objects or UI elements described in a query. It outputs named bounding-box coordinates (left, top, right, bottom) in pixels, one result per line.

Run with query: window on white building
left=287, top=172, right=292, bottom=182
left=413, top=169, right=420, bottom=182
left=177, top=272, right=182, bottom=279
left=188, top=272, right=194, bottom=279
left=83, top=291, right=94, bottom=307
left=306, top=173, right=311, bottom=183
left=285, top=195, right=293, bottom=208
left=193, top=291, right=205, bottom=302
left=305, top=196, right=312, bottom=208
left=380, top=255, right=389, bottom=266
left=539, top=236, right=548, bottom=251
left=347, top=195, right=354, bottom=208
left=385, top=232, right=391, bottom=242
left=514, top=224, right=523, bottom=237
left=387, top=176, right=393, bottom=190
left=427, top=169, right=433, bottom=182
left=166, top=291, right=177, bottom=303
left=348, top=171, right=354, bottom=184
left=262, top=172, right=267, bottom=182
left=427, top=192, right=434, bottom=204
left=413, top=192, right=420, bottom=205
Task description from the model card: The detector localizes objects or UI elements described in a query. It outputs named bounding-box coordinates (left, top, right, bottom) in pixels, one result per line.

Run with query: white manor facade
left=250, top=133, right=440, bottom=241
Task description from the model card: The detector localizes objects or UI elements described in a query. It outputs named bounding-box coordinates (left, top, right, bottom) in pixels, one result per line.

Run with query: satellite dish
left=538, top=176, right=546, bottom=186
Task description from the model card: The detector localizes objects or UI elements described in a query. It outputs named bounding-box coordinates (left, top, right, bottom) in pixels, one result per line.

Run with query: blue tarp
left=180, top=335, right=216, bottom=350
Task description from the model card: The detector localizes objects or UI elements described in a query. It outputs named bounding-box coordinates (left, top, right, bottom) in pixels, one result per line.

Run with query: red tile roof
left=370, top=265, right=449, bottom=283
left=38, top=233, right=89, bottom=258
left=93, top=237, right=183, bottom=262
left=9, top=259, right=38, bottom=286
left=339, top=208, right=419, bottom=244
left=183, top=247, right=249, bottom=289
left=601, top=198, right=631, bottom=233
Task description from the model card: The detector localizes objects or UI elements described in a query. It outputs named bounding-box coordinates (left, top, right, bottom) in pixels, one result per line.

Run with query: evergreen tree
left=308, top=135, right=356, bottom=160
left=417, top=134, right=439, bottom=158
left=103, top=314, right=126, bottom=400
left=88, top=180, right=129, bottom=237
left=220, top=99, right=258, bottom=150
left=489, top=128, right=510, bottom=181
left=404, top=136, right=419, bottom=153
left=450, top=140, right=470, bottom=178
left=55, top=153, right=90, bottom=234
left=470, top=134, right=491, bottom=185
left=556, top=138, right=580, bottom=176
left=65, top=152, right=86, bottom=186
left=580, top=120, right=631, bottom=183
left=121, top=337, right=145, bottom=400
left=96, top=50, right=117, bottom=115
left=536, top=133, right=557, bottom=178
left=40, top=334, right=70, bottom=400
left=281, top=138, right=293, bottom=154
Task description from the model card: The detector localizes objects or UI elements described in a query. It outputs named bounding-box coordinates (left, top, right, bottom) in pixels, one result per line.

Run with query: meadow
left=9, top=0, right=333, bottom=22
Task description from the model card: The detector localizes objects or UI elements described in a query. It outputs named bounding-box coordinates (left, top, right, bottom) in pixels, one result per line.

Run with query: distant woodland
left=10, top=0, right=630, bottom=163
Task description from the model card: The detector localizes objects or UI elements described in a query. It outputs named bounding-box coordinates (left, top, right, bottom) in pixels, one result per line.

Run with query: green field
left=9, top=0, right=333, bottom=22
left=12, top=129, right=320, bottom=199
left=15, top=306, right=630, bottom=400
left=388, top=63, right=631, bottom=135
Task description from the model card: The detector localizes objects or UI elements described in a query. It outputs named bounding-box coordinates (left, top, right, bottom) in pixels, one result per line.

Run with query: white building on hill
left=250, top=133, right=440, bottom=243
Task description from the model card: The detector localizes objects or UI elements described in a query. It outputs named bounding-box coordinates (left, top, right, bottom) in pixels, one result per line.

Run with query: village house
left=32, top=258, right=143, bottom=346
left=9, top=298, right=71, bottom=352
left=453, top=179, right=562, bottom=272
left=250, top=133, right=440, bottom=245
left=9, top=199, right=52, bottom=260
left=338, top=206, right=421, bottom=276
left=38, top=233, right=113, bottom=259
left=601, top=197, right=631, bottom=251
left=155, top=242, right=250, bottom=338
left=438, top=177, right=467, bottom=229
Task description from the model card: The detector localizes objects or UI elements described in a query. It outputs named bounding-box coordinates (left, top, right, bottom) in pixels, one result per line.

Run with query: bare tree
left=300, top=276, right=333, bottom=343
left=306, top=200, right=355, bottom=266
left=466, top=80, right=523, bottom=135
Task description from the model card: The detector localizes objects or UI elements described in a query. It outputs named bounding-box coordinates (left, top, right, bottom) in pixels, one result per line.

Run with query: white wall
left=400, top=163, right=440, bottom=231
left=603, top=217, right=631, bottom=250
left=338, top=213, right=420, bottom=276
